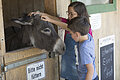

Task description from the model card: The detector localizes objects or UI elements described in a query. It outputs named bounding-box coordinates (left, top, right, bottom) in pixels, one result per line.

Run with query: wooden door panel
left=4, top=48, right=59, bottom=80
left=4, top=48, right=47, bottom=64
left=5, top=56, right=58, bottom=80
left=5, top=59, right=48, bottom=80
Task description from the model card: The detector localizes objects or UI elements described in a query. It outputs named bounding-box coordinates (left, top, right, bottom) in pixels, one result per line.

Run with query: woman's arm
left=85, top=63, right=94, bottom=80
left=41, top=15, right=72, bottom=32
left=29, top=11, right=72, bottom=32
left=41, top=12, right=60, bottom=21
left=29, top=11, right=60, bottom=21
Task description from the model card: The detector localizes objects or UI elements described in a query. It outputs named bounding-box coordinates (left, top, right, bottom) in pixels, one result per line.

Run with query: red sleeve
left=59, top=17, right=68, bottom=39
left=59, top=17, right=68, bottom=23
left=89, top=28, right=93, bottom=37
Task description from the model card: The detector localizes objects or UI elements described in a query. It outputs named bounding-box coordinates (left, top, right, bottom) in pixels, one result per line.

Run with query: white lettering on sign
left=26, top=61, right=45, bottom=80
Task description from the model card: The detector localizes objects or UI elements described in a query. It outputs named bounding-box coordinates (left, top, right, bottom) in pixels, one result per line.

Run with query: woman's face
left=68, top=7, right=78, bottom=20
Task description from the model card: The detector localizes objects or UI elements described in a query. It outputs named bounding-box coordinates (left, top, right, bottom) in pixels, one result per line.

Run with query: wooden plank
left=44, top=0, right=56, bottom=16
left=5, top=59, right=47, bottom=80
left=42, top=58, right=58, bottom=80
left=54, top=56, right=59, bottom=80
left=18, top=0, right=34, bottom=15
left=4, top=48, right=59, bottom=80
left=2, top=0, right=10, bottom=28
left=0, top=0, right=5, bottom=79
left=4, top=48, right=47, bottom=64
left=0, top=0, right=5, bottom=56
left=5, top=58, right=58, bottom=80
left=8, top=0, right=19, bottom=27
left=2, top=0, right=19, bottom=28
left=44, top=0, right=58, bottom=32
left=33, top=0, right=44, bottom=12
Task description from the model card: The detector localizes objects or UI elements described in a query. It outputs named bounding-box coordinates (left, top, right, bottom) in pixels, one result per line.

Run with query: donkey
left=5, top=14, right=65, bottom=55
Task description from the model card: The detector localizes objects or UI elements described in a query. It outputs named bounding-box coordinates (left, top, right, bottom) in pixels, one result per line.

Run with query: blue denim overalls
left=61, top=33, right=79, bottom=80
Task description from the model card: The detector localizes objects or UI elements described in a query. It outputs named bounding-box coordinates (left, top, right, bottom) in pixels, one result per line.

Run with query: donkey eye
left=43, top=28, right=51, bottom=32
left=41, top=28, right=51, bottom=35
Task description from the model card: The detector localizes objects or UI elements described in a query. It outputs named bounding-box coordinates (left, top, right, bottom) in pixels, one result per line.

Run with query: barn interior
left=1, top=0, right=56, bottom=52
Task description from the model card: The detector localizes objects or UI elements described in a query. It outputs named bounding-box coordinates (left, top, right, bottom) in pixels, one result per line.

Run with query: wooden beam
left=0, top=0, right=5, bottom=56
left=44, top=0, right=56, bottom=16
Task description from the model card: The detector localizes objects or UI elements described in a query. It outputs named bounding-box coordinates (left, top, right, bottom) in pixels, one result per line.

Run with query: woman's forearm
left=49, top=19, right=72, bottom=32
left=41, top=14, right=72, bottom=32
left=43, top=13, right=60, bottom=21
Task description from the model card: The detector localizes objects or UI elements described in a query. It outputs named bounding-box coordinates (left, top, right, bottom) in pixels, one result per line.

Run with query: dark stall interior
left=2, top=0, right=45, bottom=52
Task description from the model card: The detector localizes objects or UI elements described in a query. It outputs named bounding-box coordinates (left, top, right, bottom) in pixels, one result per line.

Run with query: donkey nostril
left=63, top=47, right=65, bottom=51
left=63, top=46, right=66, bottom=51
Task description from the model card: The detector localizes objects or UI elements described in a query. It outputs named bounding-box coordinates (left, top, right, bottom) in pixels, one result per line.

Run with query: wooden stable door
left=3, top=49, right=59, bottom=80
left=0, top=0, right=59, bottom=80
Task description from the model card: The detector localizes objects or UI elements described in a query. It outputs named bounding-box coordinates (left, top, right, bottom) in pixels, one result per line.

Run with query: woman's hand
left=41, top=15, right=52, bottom=22
left=28, top=11, right=46, bottom=16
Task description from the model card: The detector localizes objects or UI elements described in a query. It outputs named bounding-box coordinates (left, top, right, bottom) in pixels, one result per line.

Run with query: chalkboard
left=99, top=35, right=115, bottom=80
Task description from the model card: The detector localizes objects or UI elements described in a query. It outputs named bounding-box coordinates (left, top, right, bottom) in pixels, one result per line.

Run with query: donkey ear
left=12, top=18, right=33, bottom=26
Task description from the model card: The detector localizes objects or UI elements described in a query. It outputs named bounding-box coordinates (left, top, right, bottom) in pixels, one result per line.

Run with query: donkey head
left=12, top=14, right=65, bottom=55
